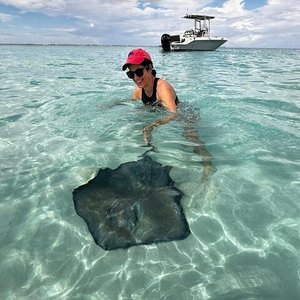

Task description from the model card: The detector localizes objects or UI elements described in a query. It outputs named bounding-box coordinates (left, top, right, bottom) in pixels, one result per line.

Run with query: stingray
left=73, top=149, right=190, bottom=250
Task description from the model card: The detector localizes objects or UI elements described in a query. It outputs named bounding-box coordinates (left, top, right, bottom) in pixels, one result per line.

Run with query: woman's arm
left=132, top=87, right=142, bottom=100
left=143, top=113, right=177, bottom=145
left=157, top=80, right=177, bottom=113
left=143, top=79, right=178, bottom=144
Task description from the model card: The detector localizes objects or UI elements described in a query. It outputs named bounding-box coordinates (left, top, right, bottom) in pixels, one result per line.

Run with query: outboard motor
left=161, top=34, right=171, bottom=52
left=161, top=34, right=181, bottom=52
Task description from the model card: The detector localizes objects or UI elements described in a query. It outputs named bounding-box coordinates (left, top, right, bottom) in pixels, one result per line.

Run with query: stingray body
left=73, top=153, right=190, bottom=250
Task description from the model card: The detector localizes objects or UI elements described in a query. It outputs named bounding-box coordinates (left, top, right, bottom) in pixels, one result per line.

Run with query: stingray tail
left=141, top=143, right=157, bottom=157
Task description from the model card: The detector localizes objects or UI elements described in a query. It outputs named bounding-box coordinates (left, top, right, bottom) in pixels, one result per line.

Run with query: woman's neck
left=143, top=76, right=155, bottom=96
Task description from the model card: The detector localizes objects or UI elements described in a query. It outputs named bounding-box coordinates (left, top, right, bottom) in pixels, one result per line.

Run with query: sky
left=0, top=0, right=299, bottom=48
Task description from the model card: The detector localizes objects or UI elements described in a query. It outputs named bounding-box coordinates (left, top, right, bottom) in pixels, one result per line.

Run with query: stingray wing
left=73, top=155, right=190, bottom=250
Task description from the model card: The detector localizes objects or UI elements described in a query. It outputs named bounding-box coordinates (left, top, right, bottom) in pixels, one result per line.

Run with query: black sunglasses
left=126, top=67, right=148, bottom=79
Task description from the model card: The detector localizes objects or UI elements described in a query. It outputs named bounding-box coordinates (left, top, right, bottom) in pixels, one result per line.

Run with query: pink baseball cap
left=122, top=48, right=153, bottom=71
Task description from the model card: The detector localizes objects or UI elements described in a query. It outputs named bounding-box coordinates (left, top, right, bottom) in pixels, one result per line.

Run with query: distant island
left=0, top=43, right=153, bottom=47
left=1, top=43, right=105, bottom=46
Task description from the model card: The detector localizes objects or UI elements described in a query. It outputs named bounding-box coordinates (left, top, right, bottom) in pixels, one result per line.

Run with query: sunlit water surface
left=0, top=45, right=299, bottom=299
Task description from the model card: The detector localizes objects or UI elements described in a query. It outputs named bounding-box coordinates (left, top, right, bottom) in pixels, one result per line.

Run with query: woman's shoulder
left=157, top=78, right=176, bottom=96
left=132, top=86, right=142, bottom=100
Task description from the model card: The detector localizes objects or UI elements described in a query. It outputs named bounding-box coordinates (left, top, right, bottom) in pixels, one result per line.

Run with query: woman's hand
left=142, top=114, right=177, bottom=145
left=143, top=124, right=154, bottom=145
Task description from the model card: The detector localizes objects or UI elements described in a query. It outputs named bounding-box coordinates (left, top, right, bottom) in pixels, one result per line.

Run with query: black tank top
left=141, top=78, right=179, bottom=106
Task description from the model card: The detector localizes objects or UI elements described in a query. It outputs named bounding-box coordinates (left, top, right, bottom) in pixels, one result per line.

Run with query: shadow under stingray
left=73, top=148, right=190, bottom=250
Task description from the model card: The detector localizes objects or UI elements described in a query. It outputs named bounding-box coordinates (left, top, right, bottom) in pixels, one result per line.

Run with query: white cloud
left=0, top=0, right=299, bottom=47
left=50, top=27, right=78, bottom=32
left=0, top=0, right=66, bottom=10
left=198, top=0, right=300, bottom=48
left=0, top=13, right=11, bottom=21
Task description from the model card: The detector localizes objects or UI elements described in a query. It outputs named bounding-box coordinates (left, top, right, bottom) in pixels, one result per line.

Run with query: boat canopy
left=182, top=14, right=215, bottom=37
left=183, top=14, right=215, bottom=20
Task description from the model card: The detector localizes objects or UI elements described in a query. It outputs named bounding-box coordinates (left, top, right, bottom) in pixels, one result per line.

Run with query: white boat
left=161, top=14, right=227, bottom=51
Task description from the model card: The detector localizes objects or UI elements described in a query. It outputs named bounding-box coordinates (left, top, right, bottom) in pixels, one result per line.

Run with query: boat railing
left=183, top=29, right=194, bottom=37
left=195, top=29, right=208, bottom=37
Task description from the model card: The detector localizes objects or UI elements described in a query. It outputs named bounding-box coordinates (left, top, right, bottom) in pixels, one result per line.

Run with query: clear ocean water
left=0, top=45, right=299, bottom=300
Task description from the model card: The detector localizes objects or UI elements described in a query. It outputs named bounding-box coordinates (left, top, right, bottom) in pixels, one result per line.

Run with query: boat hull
left=171, top=37, right=227, bottom=51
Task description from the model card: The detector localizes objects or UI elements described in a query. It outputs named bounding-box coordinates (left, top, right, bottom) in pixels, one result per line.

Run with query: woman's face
left=128, top=64, right=151, bottom=88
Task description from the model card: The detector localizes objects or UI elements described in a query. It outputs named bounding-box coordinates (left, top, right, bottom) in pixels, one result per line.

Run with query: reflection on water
left=0, top=46, right=299, bottom=299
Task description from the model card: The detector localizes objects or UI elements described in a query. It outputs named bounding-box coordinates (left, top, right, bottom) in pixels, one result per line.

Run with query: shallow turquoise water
left=0, top=45, right=299, bottom=299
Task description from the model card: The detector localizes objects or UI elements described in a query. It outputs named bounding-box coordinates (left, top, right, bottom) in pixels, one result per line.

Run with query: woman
left=122, top=48, right=215, bottom=182
left=122, top=48, right=179, bottom=144
left=122, top=48, right=178, bottom=112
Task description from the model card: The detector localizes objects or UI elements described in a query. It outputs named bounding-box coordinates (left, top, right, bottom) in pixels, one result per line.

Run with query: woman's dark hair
left=142, top=59, right=156, bottom=77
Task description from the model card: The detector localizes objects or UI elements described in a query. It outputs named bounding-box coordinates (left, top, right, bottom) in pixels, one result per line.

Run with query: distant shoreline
left=0, top=43, right=142, bottom=47
left=0, top=43, right=163, bottom=47
left=0, top=43, right=299, bottom=50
